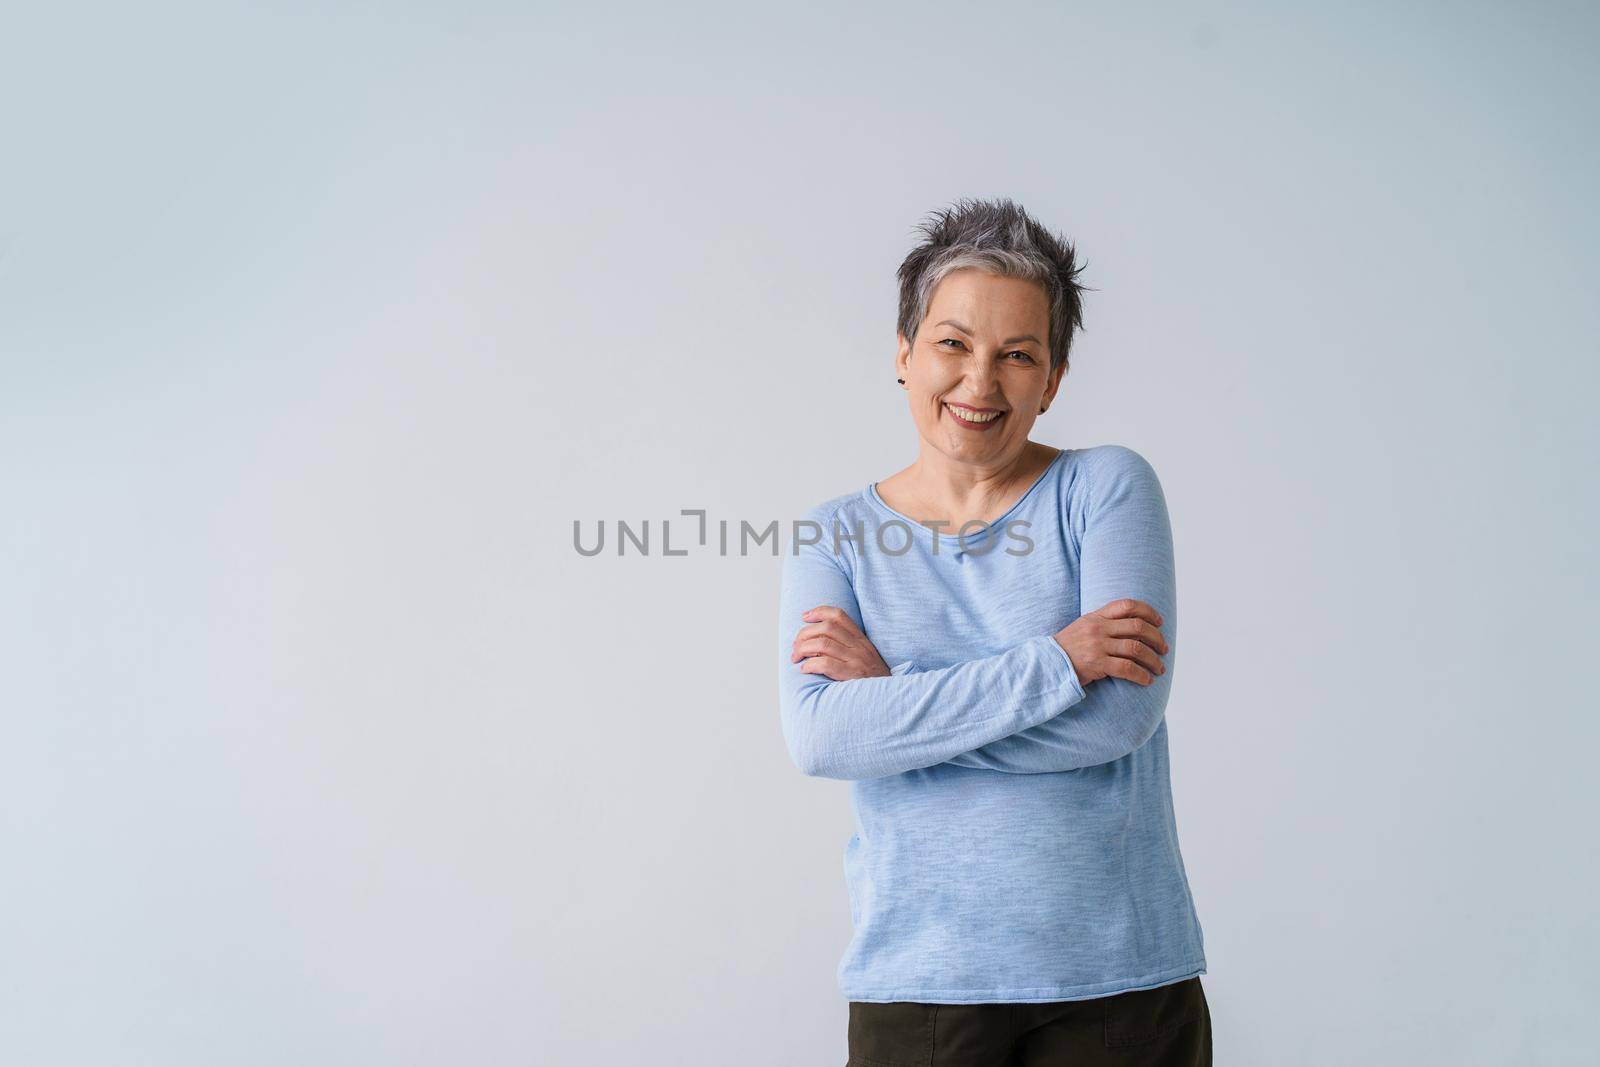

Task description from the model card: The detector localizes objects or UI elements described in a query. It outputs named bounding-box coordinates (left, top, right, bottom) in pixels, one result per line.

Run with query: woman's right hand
left=1052, top=598, right=1169, bottom=686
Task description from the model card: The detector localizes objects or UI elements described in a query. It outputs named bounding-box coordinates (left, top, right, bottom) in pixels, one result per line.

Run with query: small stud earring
left=897, top=378, right=905, bottom=385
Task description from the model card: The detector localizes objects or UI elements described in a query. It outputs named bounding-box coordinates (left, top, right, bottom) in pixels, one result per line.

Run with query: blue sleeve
left=942, top=446, right=1178, bottom=773
left=776, top=505, right=1087, bottom=781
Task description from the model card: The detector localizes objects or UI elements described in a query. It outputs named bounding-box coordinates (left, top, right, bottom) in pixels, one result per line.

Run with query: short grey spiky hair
left=896, top=196, right=1088, bottom=378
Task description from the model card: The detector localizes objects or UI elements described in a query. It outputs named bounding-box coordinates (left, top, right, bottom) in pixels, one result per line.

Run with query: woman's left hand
left=792, top=605, right=892, bottom=681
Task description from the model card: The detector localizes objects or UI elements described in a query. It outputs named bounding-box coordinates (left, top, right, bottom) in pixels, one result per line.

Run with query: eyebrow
left=933, top=319, right=1042, bottom=346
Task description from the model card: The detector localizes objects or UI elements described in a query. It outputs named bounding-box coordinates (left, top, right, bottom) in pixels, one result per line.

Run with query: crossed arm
left=776, top=446, right=1177, bottom=780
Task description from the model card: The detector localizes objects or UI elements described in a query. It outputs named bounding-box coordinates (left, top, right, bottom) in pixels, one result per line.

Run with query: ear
left=895, top=331, right=912, bottom=380
left=1040, top=358, right=1066, bottom=410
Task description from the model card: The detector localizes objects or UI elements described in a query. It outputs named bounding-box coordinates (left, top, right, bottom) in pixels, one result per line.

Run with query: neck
left=903, top=441, right=1053, bottom=515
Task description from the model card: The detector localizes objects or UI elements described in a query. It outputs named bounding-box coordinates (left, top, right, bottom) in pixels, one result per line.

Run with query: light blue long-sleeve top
left=776, top=444, right=1206, bottom=1004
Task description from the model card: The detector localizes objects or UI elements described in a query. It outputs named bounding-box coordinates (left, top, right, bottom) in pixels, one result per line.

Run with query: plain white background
left=3, top=2, right=1596, bottom=1064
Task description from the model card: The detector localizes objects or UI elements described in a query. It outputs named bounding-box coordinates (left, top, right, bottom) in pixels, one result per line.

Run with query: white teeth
left=945, top=403, right=1003, bottom=424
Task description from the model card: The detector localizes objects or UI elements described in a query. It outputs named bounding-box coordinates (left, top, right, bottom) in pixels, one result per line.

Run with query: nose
left=963, top=351, right=1000, bottom=396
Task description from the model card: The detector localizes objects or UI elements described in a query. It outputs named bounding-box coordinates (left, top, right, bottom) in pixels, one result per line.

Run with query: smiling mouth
left=944, top=402, right=1007, bottom=426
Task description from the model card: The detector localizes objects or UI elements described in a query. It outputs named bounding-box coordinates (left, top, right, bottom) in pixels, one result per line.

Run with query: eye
left=1008, top=351, right=1035, bottom=363
left=938, top=338, right=966, bottom=349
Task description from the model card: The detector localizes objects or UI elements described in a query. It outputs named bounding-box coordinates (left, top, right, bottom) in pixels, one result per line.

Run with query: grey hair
left=896, top=196, right=1089, bottom=378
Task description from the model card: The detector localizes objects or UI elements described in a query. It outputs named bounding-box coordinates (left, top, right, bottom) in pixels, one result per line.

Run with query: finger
left=1099, top=598, right=1163, bottom=627
left=1095, top=598, right=1163, bottom=627
left=792, top=621, right=856, bottom=656
left=1104, top=655, right=1156, bottom=686
left=802, top=606, right=860, bottom=632
left=792, top=633, right=851, bottom=662
left=799, top=655, right=848, bottom=680
left=1112, top=637, right=1166, bottom=677
left=1105, top=618, right=1169, bottom=654
left=793, top=621, right=836, bottom=641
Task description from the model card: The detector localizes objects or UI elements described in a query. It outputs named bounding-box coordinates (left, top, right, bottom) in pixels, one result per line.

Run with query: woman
left=776, top=197, right=1210, bottom=1066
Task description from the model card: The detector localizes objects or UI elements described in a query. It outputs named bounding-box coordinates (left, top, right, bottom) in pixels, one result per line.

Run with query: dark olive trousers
left=846, top=976, right=1210, bottom=1066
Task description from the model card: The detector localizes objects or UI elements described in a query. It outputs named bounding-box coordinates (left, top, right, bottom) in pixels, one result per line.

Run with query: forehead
left=926, top=269, right=1049, bottom=328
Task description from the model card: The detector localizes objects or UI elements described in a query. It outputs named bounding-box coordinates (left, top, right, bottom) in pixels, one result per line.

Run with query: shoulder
left=1075, top=443, right=1160, bottom=481
left=1063, top=444, right=1167, bottom=512
left=797, top=488, right=873, bottom=532
left=789, top=488, right=877, bottom=573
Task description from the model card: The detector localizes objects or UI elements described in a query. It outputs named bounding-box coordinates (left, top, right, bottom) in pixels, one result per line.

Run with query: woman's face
left=895, top=268, right=1064, bottom=465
